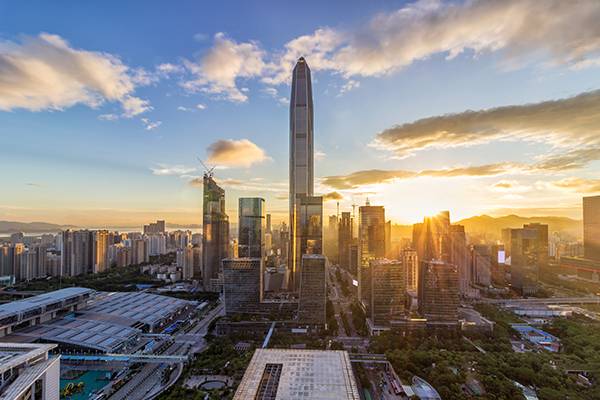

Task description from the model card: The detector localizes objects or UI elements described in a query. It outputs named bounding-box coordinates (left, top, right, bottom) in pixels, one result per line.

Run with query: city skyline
left=3, top=0, right=600, bottom=227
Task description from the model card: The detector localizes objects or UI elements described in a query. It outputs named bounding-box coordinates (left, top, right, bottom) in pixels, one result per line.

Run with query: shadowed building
left=223, top=258, right=262, bottom=316
left=298, top=254, right=327, bottom=325
left=510, top=224, right=547, bottom=295
left=358, top=201, right=385, bottom=311
left=290, top=195, right=323, bottom=290
left=369, top=259, right=406, bottom=327
left=418, top=260, right=460, bottom=323
left=338, top=212, right=353, bottom=269
left=202, top=174, right=229, bottom=291
left=584, top=196, right=600, bottom=261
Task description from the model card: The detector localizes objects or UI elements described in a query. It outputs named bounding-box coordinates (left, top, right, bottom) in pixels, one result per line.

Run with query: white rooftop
left=234, top=349, right=360, bottom=400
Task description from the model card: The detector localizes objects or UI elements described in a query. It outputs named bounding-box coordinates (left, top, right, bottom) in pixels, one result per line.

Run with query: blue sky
left=2, top=0, right=600, bottom=227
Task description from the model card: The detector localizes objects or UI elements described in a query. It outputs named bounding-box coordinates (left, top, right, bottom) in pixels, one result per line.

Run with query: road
left=481, top=297, right=600, bottom=306
left=108, top=303, right=224, bottom=400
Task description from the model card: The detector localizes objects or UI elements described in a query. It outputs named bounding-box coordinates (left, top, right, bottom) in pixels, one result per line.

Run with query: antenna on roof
left=197, top=157, right=216, bottom=178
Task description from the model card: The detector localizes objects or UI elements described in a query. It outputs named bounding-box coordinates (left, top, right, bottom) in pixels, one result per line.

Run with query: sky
left=2, top=0, right=600, bottom=227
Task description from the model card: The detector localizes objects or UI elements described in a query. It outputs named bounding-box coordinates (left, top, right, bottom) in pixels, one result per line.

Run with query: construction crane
left=197, top=157, right=215, bottom=178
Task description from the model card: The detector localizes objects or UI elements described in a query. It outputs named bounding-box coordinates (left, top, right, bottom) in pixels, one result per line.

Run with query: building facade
left=238, top=198, right=266, bottom=259
left=290, top=195, right=322, bottom=290
left=289, top=57, right=315, bottom=291
left=358, top=202, right=385, bottom=310
left=222, top=258, right=262, bottom=315
left=298, top=254, right=327, bottom=325
left=370, top=259, right=406, bottom=326
left=418, top=260, right=460, bottom=323
left=202, top=174, right=230, bottom=291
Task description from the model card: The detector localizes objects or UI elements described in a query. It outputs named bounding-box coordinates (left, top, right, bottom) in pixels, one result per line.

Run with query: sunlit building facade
left=584, top=196, right=600, bottom=261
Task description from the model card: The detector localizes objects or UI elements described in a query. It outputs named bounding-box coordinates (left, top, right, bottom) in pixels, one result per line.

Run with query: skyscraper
left=583, top=195, right=600, bottom=261
left=290, top=195, right=323, bottom=290
left=238, top=197, right=266, bottom=259
left=338, top=212, right=353, bottom=268
left=202, top=174, right=230, bottom=291
left=369, top=259, right=406, bottom=327
left=510, top=223, right=547, bottom=295
left=358, top=202, right=385, bottom=310
left=223, top=258, right=262, bottom=315
left=298, top=254, right=327, bottom=325
left=418, top=260, right=460, bottom=323
left=289, top=57, right=316, bottom=290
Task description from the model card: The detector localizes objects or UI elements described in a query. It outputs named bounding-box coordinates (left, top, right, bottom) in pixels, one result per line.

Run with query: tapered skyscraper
left=202, top=173, right=229, bottom=292
left=289, top=57, right=318, bottom=290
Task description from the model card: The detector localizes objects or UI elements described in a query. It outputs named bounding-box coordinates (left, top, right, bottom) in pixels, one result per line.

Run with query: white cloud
left=151, top=164, right=197, bottom=176
left=177, top=106, right=191, bottom=112
left=182, top=33, right=265, bottom=102
left=196, top=103, right=206, bottom=110
left=98, top=113, right=118, bottom=121
left=206, top=138, right=269, bottom=167
left=0, top=33, right=151, bottom=116
left=141, top=118, right=162, bottom=130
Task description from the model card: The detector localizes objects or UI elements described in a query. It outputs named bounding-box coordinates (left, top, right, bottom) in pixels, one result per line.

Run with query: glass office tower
left=238, top=197, right=266, bottom=259
left=289, top=57, right=315, bottom=289
left=202, top=174, right=229, bottom=291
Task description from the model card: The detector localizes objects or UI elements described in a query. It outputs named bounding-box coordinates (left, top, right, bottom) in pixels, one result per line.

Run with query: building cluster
left=213, top=58, right=327, bottom=328
left=0, top=220, right=202, bottom=283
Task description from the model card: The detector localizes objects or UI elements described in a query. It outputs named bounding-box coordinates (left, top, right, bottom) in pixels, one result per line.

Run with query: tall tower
left=289, top=57, right=317, bottom=289
left=202, top=173, right=229, bottom=292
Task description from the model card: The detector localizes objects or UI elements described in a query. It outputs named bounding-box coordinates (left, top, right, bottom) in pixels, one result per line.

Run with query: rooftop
left=0, top=342, right=56, bottom=373
left=234, top=349, right=360, bottom=400
left=0, top=287, right=93, bottom=320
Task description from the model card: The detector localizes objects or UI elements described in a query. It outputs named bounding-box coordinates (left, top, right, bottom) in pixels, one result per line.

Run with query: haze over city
left=3, top=0, right=600, bottom=227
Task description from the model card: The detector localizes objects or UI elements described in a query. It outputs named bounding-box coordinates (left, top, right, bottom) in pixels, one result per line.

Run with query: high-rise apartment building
left=584, top=196, right=600, bottom=261
left=290, top=195, right=322, bottom=290
left=238, top=198, right=266, bottom=259
left=472, top=245, right=492, bottom=287
left=289, top=57, right=315, bottom=290
left=450, top=224, right=470, bottom=295
left=223, top=258, right=262, bottom=315
left=94, top=230, right=115, bottom=273
left=369, top=259, right=406, bottom=327
left=338, top=212, right=353, bottom=269
left=202, top=174, right=230, bottom=291
left=61, top=230, right=94, bottom=277
left=418, top=260, right=460, bottom=323
left=358, top=202, right=385, bottom=310
left=298, top=254, right=327, bottom=325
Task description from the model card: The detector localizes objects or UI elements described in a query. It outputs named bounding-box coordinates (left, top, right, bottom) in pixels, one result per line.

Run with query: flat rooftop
left=0, top=287, right=93, bottom=320
left=234, top=349, right=360, bottom=400
left=84, top=291, right=194, bottom=328
left=16, top=316, right=140, bottom=353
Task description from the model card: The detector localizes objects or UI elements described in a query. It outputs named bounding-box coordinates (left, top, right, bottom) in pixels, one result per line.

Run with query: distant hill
left=0, top=221, right=75, bottom=234
left=391, top=214, right=582, bottom=241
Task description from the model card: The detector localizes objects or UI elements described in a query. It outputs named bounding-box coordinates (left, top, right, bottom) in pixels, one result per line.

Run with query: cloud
left=550, top=177, right=600, bottom=193
left=196, top=103, right=206, bottom=110
left=0, top=33, right=150, bottom=116
left=182, top=33, right=265, bottom=102
left=206, top=139, right=269, bottom=167
left=177, top=106, right=191, bottom=112
left=323, top=191, right=344, bottom=201
left=141, top=118, right=161, bottom=130
left=315, top=150, right=326, bottom=161
left=262, top=0, right=600, bottom=87
left=338, top=80, right=360, bottom=95
left=321, top=163, right=517, bottom=189
left=156, top=63, right=184, bottom=75
left=490, top=179, right=531, bottom=193
left=98, top=113, right=118, bottom=121
left=151, top=164, right=197, bottom=176
left=372, top=89, right=600, bottom=158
